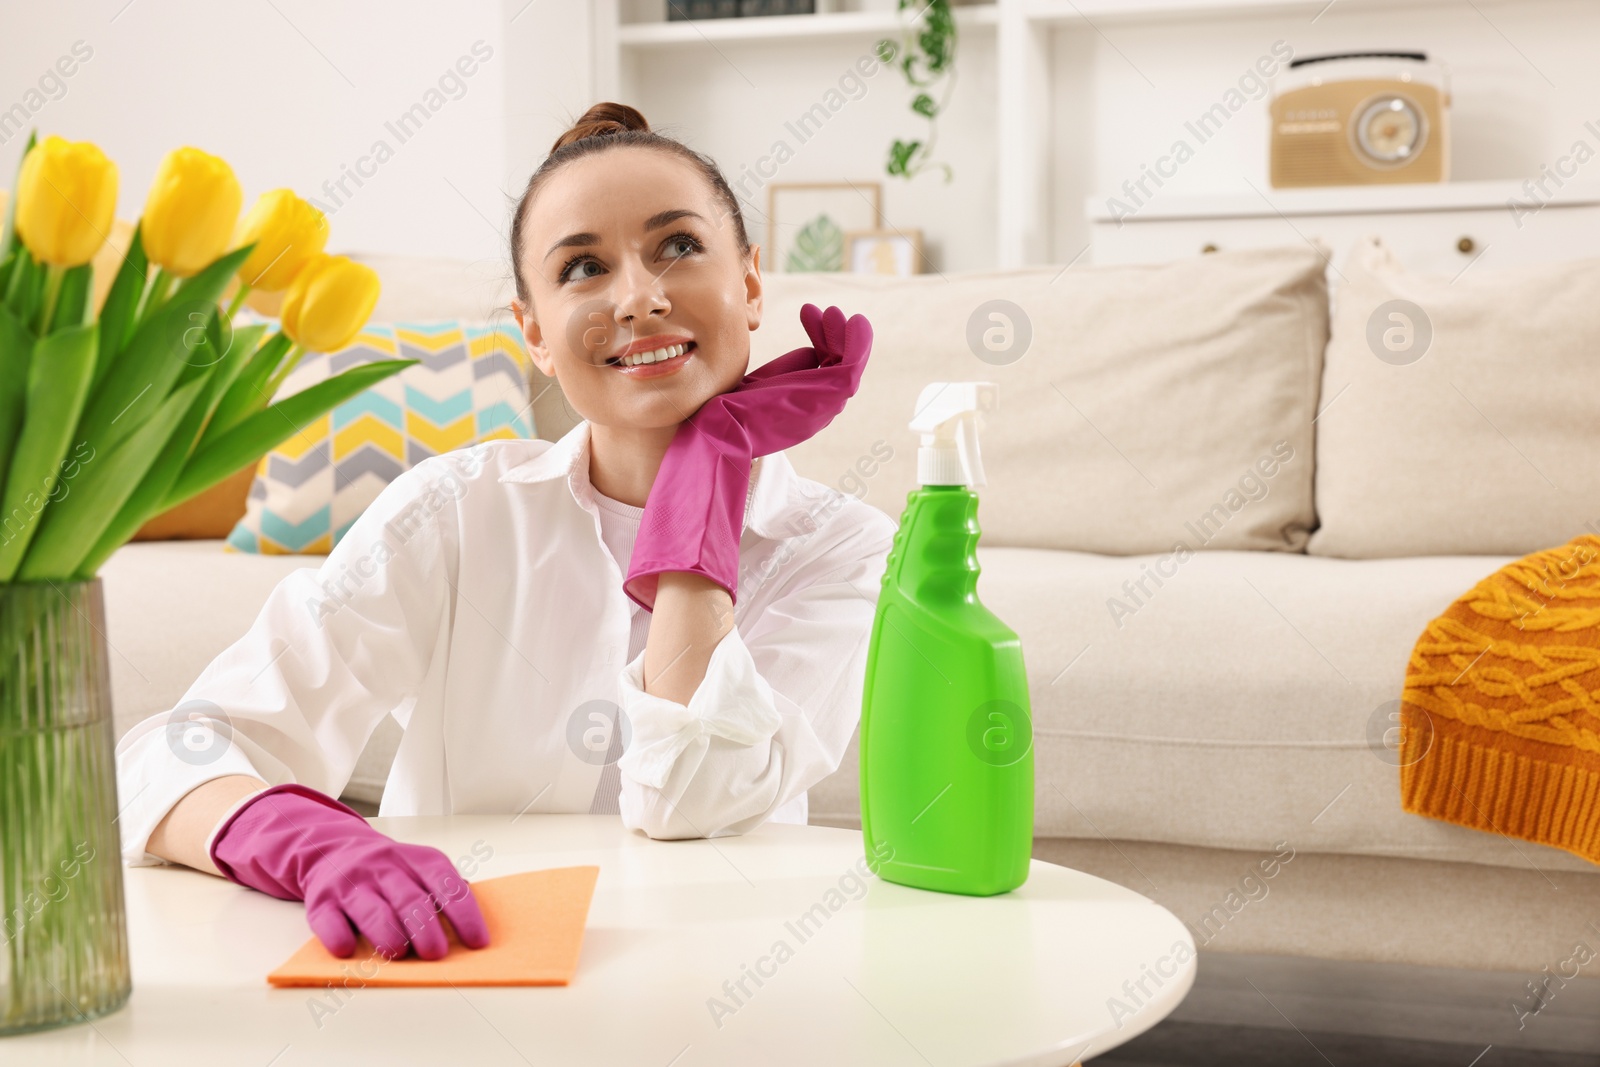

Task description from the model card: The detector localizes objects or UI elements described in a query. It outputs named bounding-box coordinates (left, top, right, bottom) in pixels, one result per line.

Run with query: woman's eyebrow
left=543, top=209, right=707, bottom=264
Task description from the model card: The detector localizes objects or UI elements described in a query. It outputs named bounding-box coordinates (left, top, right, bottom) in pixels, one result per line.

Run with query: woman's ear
left=512, top=297, right=556, bottom=378
left=744, top=244, right=762, bottom=332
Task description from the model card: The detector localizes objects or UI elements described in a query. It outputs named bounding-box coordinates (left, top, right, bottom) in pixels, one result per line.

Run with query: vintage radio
left=1270, top=52, right=1450, bottom=187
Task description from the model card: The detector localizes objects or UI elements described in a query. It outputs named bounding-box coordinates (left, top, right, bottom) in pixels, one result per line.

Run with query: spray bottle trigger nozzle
left=909, top=382, right=997, bottom=488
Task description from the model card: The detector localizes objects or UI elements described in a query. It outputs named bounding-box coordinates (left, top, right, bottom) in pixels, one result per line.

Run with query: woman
left=112, top=102, right=896, bottom=963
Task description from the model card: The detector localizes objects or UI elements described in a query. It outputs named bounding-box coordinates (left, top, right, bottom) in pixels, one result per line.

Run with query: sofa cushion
left=752, top=245, right=1329, bottom=555
left=348, top=252, right=579, bottom=446
left=809, top=545, right=1596, bottom=873
left=99, top=539, right=401, bottom=806
left=348, top=252, right=514, bottom=323
left=1308, top=235, right=1600, bottom=558
left=131, top=462, right=256, bottom=541
left=225, top=316, right=535, bottom=554
left=102, top=540, right=313, bottom=734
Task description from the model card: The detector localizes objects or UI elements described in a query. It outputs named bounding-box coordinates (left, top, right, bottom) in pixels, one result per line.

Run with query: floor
left=1095, top=1021, right=1600, bottom=1065
left=342, top=795, right=379, bottom=817
left=1090, top=949, right=1600, bottom=1066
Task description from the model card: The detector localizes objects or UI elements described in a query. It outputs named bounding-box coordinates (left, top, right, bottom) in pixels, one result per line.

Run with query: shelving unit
left=612, top=0, right=1466, bottom=44
left=617, top=4, right=999, bottom=46
left=1085, top=178, right=1600, bottom=274
left=1022, top=0, right=1461, bottom=24
left=593, top=0, right=1514, bottom=268
left=595, top=0, right=1035, bottom=265
left=1085, top=178, right=1600, bottom=223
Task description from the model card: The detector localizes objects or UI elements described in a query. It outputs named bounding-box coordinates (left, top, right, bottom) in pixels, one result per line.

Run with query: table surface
left=7, top=817, right=1196, bottom=1066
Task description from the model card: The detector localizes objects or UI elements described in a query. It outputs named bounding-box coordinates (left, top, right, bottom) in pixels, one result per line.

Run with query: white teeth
left=617, top=343, right=686, bottom=367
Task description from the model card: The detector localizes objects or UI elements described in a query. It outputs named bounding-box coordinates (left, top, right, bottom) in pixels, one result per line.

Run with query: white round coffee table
left=4, top=816, right=1194, bottom=1065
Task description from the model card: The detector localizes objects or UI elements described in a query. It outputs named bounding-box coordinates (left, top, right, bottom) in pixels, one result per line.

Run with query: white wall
left=5, top=0, right=1596, bottom=272
left=2, top=0, right=525, bottom=265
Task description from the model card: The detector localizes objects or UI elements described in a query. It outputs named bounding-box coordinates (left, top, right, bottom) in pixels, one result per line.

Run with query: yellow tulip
left=234, top=189, right=328, bottom=291
left=141, top=146, right=242, bottom=277
left=14, top=135, right=119, bottom=268
left=280, top=254, right=380, bottom=353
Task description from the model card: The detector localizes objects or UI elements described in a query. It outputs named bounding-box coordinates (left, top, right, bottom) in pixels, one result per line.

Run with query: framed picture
left=766, top=182, right=882, bottom=273
left=845, top=228, right=923, bottom=276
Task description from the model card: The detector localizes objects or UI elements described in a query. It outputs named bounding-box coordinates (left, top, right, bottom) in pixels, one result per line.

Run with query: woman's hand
left=714, top=303, right=873, bottom=455
left=209, top=782, right=491, bottom=960
left=622, top=303, right=874, bottom=612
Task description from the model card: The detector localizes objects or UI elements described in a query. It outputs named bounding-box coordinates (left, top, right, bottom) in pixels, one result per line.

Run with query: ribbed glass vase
left=0, top=578, right=131, bottom=1035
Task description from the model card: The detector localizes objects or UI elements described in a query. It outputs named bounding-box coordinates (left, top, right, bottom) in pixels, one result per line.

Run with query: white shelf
left=1024, top=0, right=1467, bottom=25
left=618, top=0, right=1479, bottom=43
left=1084, top=179, right=1600, bottom=222
left=618, top=4, right=999, bottom=47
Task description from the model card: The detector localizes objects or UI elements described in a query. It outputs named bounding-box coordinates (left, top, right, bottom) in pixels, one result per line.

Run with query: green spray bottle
left=859, top=381, right=1033, bottom=896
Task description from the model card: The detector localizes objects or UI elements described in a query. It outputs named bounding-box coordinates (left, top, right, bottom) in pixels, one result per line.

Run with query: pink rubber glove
left=208, top=782, right=490, bottom=961
left=623, top=303, right=872, bottom=612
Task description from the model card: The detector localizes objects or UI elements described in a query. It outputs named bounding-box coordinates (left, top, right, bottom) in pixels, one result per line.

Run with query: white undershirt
left=591, top=487, right=651, bottom=664
left=590, top=487, right=649, bottom=816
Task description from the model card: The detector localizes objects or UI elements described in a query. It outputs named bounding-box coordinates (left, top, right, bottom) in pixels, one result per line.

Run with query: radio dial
left=1355, top=95, right=1426, bottom=165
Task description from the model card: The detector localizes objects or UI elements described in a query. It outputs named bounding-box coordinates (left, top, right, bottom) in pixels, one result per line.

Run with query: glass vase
left=0, top=578, right=131, bottom=1035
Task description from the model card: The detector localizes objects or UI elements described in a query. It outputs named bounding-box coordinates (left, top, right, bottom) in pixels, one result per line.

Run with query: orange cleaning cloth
left=267, top=865, right=601, bottom=988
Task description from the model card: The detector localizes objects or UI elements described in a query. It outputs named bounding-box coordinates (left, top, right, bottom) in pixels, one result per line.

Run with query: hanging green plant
left=876, top=0, right=957, bottom=182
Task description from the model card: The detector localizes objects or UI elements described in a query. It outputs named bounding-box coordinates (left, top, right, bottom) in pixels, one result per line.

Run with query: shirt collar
left=497, top=419, right=820, bottom=540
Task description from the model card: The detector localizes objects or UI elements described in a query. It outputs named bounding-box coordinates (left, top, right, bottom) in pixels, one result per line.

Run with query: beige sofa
left=102, top=245, right=1600, bottom=1045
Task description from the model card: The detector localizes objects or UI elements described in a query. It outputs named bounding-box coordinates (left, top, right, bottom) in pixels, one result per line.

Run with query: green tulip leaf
left=94, top=224, right=149, bottom=384
left=200, top=329, right=294, bottom=449
left=72, top=320, right=259, bottom=579
left=4, top=247, right=39, bottom=324
left=202, top=321, right=267, bottom=418
left=166, top=357, right=419, bottom=508
left=174, top=302, right=233, bottom=390
left=77, top=241, right=254, bottom=460
left=50, top=262, right=92, bottom=333
left=0, top=129, right=38, bottom=270
left=0, top=304, right=35, bottom=508
left=18, top=375, right=206, bottom=582
left=0, top=321, right=98, bottom=581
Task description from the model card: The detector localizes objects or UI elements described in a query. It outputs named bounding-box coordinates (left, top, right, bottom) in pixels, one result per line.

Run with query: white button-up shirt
left=115, top=419, right=898, bottom=867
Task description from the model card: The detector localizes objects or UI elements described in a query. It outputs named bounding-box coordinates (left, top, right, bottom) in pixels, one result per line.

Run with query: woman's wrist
left=147, top=774, right=271, bottom=876
left=643, top=572, right=736, bottom=704
left=203, top=785, right=275, bottom=871
left=656, top=572, right=735, bottom=632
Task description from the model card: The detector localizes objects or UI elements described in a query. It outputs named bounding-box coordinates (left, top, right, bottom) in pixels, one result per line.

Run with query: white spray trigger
left=908, top=382, right=997, bottom=488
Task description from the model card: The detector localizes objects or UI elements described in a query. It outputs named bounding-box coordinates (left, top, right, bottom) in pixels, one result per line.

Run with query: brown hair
left=508, top=101, right=752, bottom=309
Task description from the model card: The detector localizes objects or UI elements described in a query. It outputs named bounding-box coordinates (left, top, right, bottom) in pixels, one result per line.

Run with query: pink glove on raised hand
left=623, top=303, right=872, bottom=612
left=208, top=782, right=490, bottom=961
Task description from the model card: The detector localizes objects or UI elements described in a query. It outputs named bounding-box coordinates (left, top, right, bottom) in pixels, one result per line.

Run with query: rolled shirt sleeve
left=615, top=510, right=895, bottom=839
left=113, top=457, right=459, bottom=868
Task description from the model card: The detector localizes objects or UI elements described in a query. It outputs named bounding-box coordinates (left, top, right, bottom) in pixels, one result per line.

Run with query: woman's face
left=512, top=145, right=762, bottom=431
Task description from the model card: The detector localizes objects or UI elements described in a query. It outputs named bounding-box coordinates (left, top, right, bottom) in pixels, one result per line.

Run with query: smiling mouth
left=605, top=340, right=697, bottom=368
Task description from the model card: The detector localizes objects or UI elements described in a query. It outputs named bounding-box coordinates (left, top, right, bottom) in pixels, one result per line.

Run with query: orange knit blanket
left=1400, top=534, right=1600, bottom=865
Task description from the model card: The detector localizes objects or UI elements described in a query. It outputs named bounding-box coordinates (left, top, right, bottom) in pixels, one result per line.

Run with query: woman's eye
left=559, top=234, right=700, bottom=284
left=665, top=232, right=703, bottom=260
left=560, top=258, right=602, bottom=284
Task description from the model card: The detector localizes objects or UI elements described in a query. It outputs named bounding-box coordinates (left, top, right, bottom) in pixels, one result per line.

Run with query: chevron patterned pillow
left=224, top=316, right=535, bottom=555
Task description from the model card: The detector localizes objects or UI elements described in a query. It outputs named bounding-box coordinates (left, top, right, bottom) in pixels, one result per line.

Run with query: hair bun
left=551, top=102, right=650, bottom=153
left=511, top=98, right=750, bottom=310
